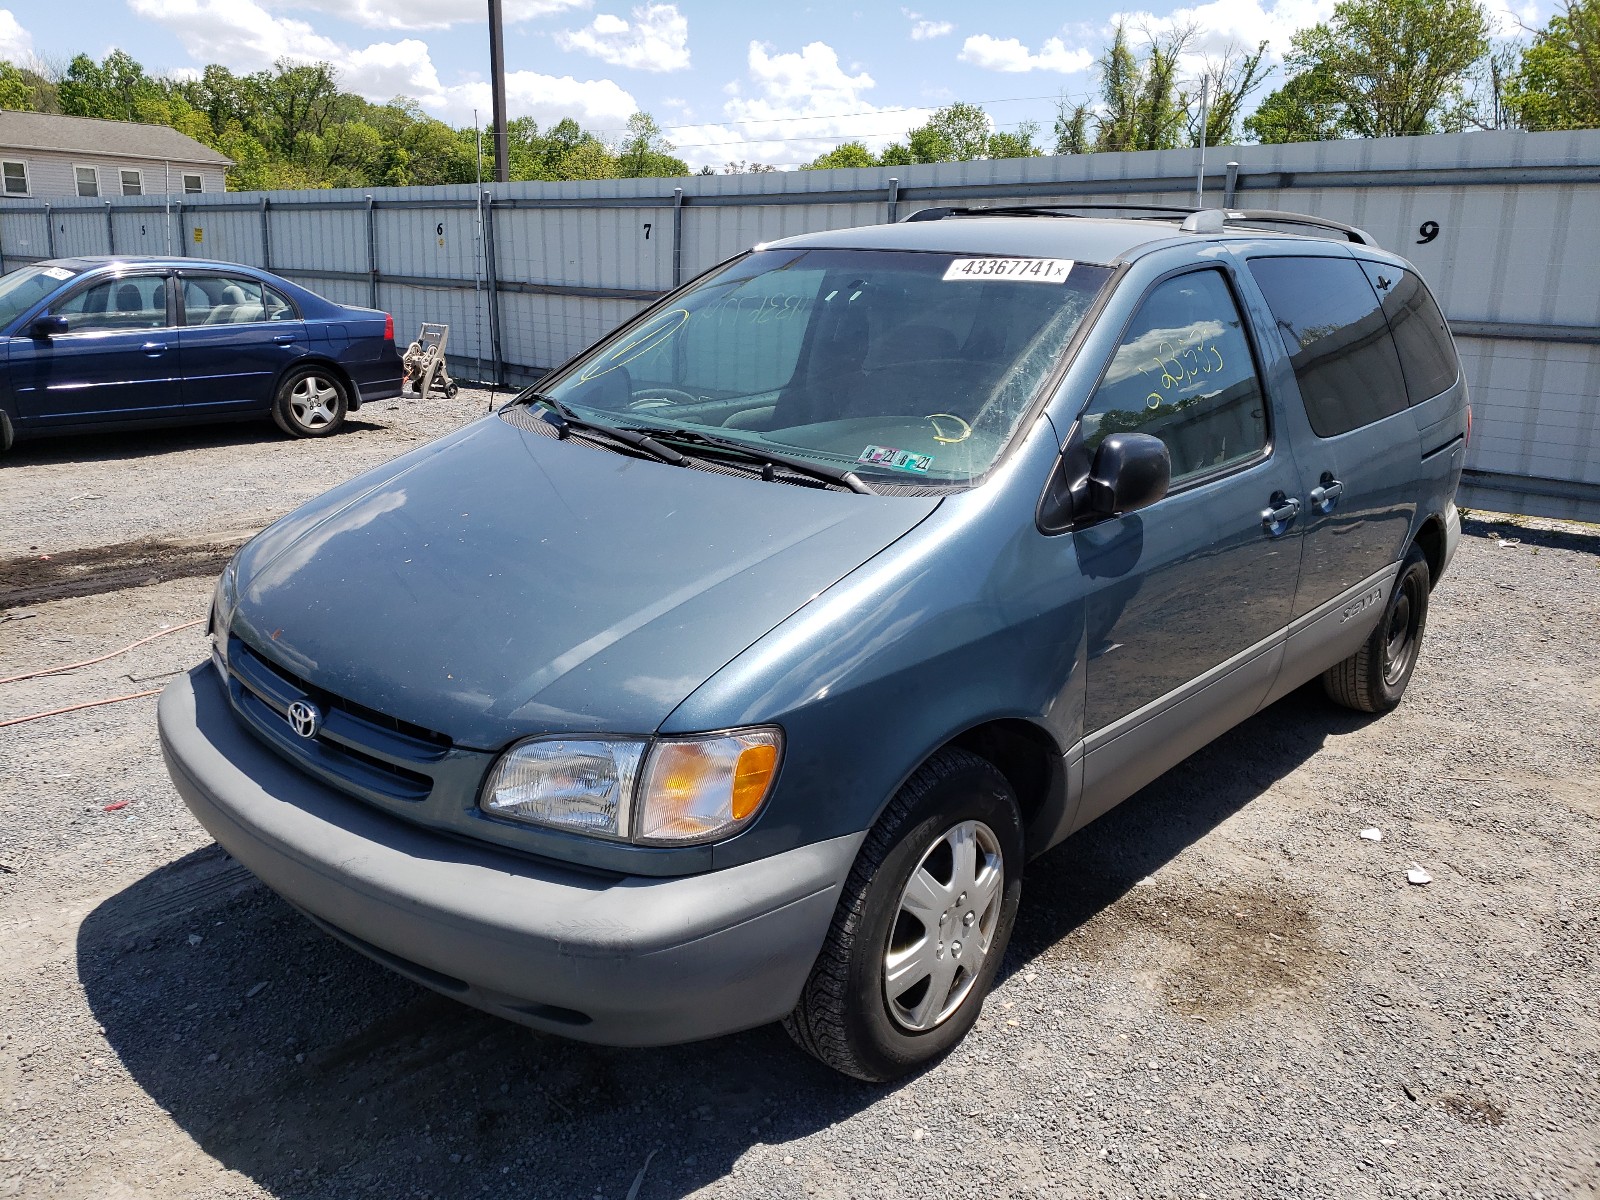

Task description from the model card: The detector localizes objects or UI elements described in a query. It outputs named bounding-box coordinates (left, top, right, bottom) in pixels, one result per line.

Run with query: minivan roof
left=767, top=215, right=1188, bottom=265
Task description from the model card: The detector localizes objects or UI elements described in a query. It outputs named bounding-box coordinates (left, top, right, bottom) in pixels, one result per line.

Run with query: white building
left=0, top=111, right=231, bottom=202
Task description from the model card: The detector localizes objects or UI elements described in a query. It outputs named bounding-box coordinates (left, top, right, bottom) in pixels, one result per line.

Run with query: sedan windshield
left=0, top=264, right=81, bottom=331
left=542, top=249, right=1112, bottom=485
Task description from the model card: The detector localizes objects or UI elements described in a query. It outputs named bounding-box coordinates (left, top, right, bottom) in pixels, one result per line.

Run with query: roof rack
left=903, top=203, right=1377, bottom=247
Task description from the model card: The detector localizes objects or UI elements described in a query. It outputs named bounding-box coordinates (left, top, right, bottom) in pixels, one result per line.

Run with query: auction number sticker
left=942, top=257, right=1074, bottom=283
left=40, top=266, right=74, bottom=281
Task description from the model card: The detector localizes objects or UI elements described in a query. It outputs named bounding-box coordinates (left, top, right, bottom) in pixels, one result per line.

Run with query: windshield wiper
left=521, top=391, right=687, bottom=468
left=643, top=426, right=876, bottom=495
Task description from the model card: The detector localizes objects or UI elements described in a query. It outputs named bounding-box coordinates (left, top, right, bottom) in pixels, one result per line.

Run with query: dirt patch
left=0, top=536, right=247, bottom=610
left=1437, top=1093, right=1508, bottom=1127
left=1061, top=878, right=1330, bottom=1018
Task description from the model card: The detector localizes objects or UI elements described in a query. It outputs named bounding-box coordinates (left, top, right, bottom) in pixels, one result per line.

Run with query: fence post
left=105, top=200, right=115, bottom=255
left=260, top=197, right=272, bottom=270
left=45, top=203, right=54, bottom=258
left=175, top=200, right=185, bottom=256
left=0, top=211, right=6, bottom=273
left=887, top=177, right=900, bottom=223
left=1223, top=162, right=1240, bottom=208
left=365, top=195, right=378, bottom=309
left=481, top=189, right=506, bottom=386
left=671, top=187, right=684, bottom=288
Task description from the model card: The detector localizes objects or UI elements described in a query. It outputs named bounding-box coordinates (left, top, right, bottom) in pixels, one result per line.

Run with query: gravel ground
left=1, top=397, right=1597, bottom=1200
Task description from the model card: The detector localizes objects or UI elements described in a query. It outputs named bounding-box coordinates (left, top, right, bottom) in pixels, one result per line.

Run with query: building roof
left=0, top=110, right=232, bottom=166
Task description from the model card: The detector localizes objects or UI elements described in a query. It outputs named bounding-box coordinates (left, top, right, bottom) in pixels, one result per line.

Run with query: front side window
left=1076, top=269, right=1268, bottom=486
left=0, top=263, right=83, bottom=329
left=544, top=248, right=1113, bottom=485
left=1, top=160, right=26, bottom=196
left=182, top=276, right=295, bottom=325
left=1247, top=255, right=1408, bottom=438
left=120, top=169, right=142, bottom=196
left=183, top=173, right=203, bottom=194
left=1358, top=263, right=1458, bottom=404
left=53, top=275, right=169, bottom=333
left=75, top=166, right=99, bottom=197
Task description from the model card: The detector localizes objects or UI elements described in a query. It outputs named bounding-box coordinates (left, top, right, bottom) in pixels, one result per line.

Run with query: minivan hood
left=232, top=414, right=939, bottom=749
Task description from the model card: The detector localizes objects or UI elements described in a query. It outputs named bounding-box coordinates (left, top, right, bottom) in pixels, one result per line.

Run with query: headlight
left=480, top=738, right=646, bottom=840
left=209, top=557, right=240, bottom=676
left=480, top=727, right=782, bottom=845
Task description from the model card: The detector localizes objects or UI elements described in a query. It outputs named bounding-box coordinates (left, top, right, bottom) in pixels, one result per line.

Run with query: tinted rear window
left=1247, top=255, right=1408, bottom=438
left=1358, top=262, right=1458, bottom=403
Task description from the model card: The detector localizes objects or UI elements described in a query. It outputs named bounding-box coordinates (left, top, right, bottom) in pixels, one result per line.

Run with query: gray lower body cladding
left=157, top=666, right=859, bottom=1045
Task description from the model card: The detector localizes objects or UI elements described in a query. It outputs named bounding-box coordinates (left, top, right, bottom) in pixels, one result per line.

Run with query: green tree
left=1091, top=24, right=1193, bottom=151
left=904, top=100, right=992, bottom=161
left=1053, top=95, right=1092, bottom=154
left=59, top=50, right=162, bottom=121
left=1245, top=70, right=1346, bottom=142
left=803, top=140, right=877, bottom=169
left=1189, top=42, right=1272, bottom=145
left=1506, top=0, right=1600, bottom=130
left=988, top=120, right=1044, bottom=159
left=616, top=111, right=687, bottom=178
left=0, top=62, right=32, bottom=110
left=1249, top=0, right=1490, bottom=140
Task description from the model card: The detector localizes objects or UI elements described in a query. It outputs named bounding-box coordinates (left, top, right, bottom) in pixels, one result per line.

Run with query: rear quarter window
left=1246, top=255, right=1409, bottom=438
left=1358, top=263, right=1458, bottom=403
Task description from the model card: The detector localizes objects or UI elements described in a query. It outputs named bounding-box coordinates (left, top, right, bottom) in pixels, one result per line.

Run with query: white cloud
left=901, top=8, right=954, bottom=40
left=258, top=0, right=589, bottom=33
left=129, top=0, right=638, bottom=130
left=555, top=4, right=690, bottom=71
left=958, top=33, right=1093, bottom=73
left=668, top=40, right=934, bottom=171
left=0, top=8, right=34, bottom=60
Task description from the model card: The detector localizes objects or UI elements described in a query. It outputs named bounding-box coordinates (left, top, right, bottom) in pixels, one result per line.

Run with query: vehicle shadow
left=5, top=419, right=387, bottom=467
left=77, top=682, right=1364, bottom=1199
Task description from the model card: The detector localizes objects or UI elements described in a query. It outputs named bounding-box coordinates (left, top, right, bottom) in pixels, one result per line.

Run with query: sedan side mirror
left=1086, top=433, right=1171, bottom=517
left=29, top=314, right=69, bottom=338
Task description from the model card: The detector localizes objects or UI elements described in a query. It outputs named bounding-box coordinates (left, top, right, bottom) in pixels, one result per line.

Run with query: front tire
left=272, top=367, right=348, bottom=438
left=785, top=748, right=1023, bottom=1082
left=1322, top=544, right=1431, bottom=713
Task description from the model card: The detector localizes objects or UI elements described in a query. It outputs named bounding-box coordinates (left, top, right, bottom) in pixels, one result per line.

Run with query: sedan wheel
left=273, top=368, right=348, bottom=438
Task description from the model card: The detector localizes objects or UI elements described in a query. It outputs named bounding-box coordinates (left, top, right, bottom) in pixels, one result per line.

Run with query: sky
left=1, top=0, right=1546, bottom=171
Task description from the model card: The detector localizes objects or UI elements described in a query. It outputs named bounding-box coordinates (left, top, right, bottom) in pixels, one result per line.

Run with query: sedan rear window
left=545, top=249, right=1112, bottom=485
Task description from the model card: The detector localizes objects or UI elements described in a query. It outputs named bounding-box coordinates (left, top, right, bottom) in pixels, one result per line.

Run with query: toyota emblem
left=286, top=699, right=322, bottom=740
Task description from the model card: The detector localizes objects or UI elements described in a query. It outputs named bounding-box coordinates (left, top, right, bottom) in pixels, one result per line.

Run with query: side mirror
left=29, top=315, right=68, bottom=339
left=1086, top=432, right=1170, bottom=517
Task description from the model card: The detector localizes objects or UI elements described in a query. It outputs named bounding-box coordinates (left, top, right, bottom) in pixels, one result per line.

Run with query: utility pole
left=487, top=0, right=510, bottom=183
left=1194, top=76, right=1210, bottom=208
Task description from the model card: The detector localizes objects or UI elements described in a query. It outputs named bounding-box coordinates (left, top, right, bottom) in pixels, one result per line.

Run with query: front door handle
left=141, top=341, right=167, bottom=355
left=1309, top=473, right=1344, bottom=514
left=273, top=332, right=297, bottom=344
left=1261, top=493, right=1301, bottom=537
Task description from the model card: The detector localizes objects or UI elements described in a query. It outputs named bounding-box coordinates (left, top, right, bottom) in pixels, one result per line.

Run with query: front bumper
left=158, top=666, right=858, bottom=1045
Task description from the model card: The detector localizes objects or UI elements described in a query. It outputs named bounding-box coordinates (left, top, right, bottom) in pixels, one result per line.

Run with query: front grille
left=226, top=636, right=448, bottom=803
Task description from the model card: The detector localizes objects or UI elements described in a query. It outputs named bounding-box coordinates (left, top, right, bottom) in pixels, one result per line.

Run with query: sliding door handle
left=1261, top=493, right=1301, bottom=537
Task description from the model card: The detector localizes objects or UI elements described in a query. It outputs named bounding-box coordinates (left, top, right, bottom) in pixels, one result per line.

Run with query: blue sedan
left=0, top=256, right=404, bottom=452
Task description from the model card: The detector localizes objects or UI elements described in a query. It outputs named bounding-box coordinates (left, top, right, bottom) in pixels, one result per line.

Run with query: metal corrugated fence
left=2, top=129, right=1597, bottom=521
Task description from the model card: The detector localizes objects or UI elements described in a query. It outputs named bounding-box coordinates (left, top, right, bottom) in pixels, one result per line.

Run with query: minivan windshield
left=0, top=263, right=82, bottom=331
left=541, top=249, right=1112, bottom=485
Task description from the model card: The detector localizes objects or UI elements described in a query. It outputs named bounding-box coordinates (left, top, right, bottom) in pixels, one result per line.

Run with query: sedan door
left=1069, top=266, right=1305, bottom=826
left=7, top=272, right=181, bottom=428
left=176, top=273, right=307, bottom=415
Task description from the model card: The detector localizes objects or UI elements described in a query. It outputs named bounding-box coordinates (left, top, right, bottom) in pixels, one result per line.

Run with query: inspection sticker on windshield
left=40, top=266, right=74, bottom=281
left=942, top=257, right=1074, bottom=283
left=859, top=445, right=933, bottom=474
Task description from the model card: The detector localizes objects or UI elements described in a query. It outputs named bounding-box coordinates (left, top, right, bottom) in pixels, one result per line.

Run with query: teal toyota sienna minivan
left=160, top=205, right=1465, bottom=1081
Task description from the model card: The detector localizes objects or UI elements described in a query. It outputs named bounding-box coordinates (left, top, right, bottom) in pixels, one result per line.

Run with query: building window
left=1, top=160, right=26, bottom=195
left=120, top=169, right=143, bottom=196
left=75, top=166, right=99, bottom=197
left=183, top=173, right=203, bottom=194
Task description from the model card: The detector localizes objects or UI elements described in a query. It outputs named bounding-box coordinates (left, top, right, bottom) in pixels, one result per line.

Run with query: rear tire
left=1322, top=544, right=1431, bottom=713
left=784, top=748, right=1023, bottom=1082
left=272, top=367, right=348, bottom=438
